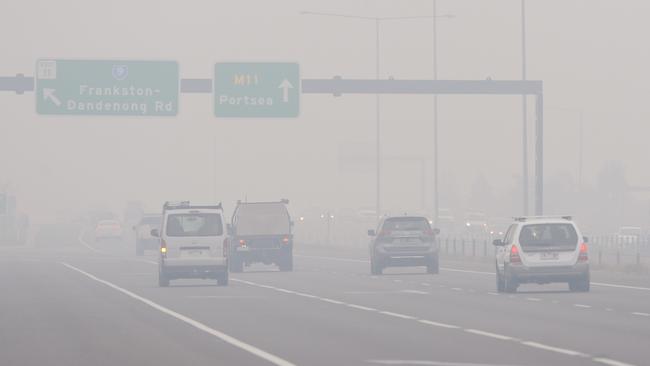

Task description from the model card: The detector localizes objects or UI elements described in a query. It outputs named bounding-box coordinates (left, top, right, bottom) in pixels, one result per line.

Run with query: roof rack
left=236, top=199, right=290, bottom=205
left=514, top=215, right=572, bottom=222
left=163, top=201, right=222, bottom=211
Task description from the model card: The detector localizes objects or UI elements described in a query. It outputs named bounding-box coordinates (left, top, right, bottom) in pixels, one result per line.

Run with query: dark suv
left=229, top=200, right=293, bottom=272
left=368, top=216, right=440, bottom=275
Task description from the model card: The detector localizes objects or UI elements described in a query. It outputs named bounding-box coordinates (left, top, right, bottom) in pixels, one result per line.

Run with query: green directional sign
left=214, top=62, right=300, bottom=118
left=35, top=59, right=179, bottom=116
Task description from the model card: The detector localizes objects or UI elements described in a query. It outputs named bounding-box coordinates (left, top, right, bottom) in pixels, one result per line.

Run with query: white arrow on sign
left=43, top=88, right=62, bottom=107
left=278, top=79, right=294, bottom=103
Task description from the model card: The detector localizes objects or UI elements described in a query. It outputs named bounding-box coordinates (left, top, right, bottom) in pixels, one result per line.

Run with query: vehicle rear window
left=382, top=217, right=431, bottom=232
left=518, top=223, right=578, bottom=251
left=235, top=203, right=290, bottom=235
left=166, top=213, right=223, bottom=237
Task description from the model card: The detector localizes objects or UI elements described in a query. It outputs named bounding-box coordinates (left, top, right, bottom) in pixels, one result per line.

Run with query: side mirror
left=583, top=236, right=589, bottom=243
left=433, top=228, right=441, bottom=235
left=492, top=239, right=504, bottom=246
left=151, top=228, right=159, bottom=237
left=368, top=229, right=376, bottom=237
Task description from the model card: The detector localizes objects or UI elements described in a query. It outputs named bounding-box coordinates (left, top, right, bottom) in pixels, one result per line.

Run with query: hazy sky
left=2, top=0, right=650, bottom=221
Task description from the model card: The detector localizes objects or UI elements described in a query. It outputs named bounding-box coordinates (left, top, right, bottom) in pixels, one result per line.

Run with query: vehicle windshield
left=382, top=217, right=431, bottom=232
left=519, top=223, right=578, bottom=251
left=235, top=203, right=290, bottom=235
left=165, top=213, right=223, bottom=237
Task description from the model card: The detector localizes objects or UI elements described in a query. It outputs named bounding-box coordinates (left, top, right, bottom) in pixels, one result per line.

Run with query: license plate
left=185, top=250, right=203, bottom=256
left=540, top=252, right=559, bottom=260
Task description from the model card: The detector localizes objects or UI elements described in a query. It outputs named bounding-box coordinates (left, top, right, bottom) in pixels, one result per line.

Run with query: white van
left=152, top=202, right=229, bottom=287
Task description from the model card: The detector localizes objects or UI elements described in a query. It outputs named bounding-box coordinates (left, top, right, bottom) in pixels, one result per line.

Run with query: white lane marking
left=320, top=298, right=345, bottom=305
left=379, top=311, right=416, bottom=320
left=298, top=254, right=650, bottom=292
left=573, top=304, right=592, bottom=309
left=61, top=263, right=295, bottom=366
left=367, top=360, right=517, bottom=366
left=294, top=292, right=318, bottom=299
left=347, top=304, right=378, bottom=312
left=519, top=341, right=588, bottom=357
left=451, top=287, right=463, bottom=291
left=77, top=230, right=104, bottom=255
left=464, top=329, right=514, bottom=341
left=631, top=312, right=650, bottom=317
left=232, top=278, right=636, bottom=366
left=402, top=290, right=429, bottom=295
left=487, top=292, right=499, bottom=296
left=605, top=308, right=614, bottom=312
left=421, top=283, right=431, bottom=287
left=417, top=320, right=460, bottom=329
left=592, top=282, right=650, bottom=291
left=187, top=295, right=263, bottom=299
left=526, top=297, right=541, bottom=302
left=593, top=357, right=637, bottom=366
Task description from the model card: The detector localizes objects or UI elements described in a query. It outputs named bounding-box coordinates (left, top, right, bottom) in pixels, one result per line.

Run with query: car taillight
left=160, top=239, right=167, bottom=255
left=578, top=243, right=588, bottom=262
left=239, top=239, right=246, bottom=247
left=424, top=228, right=434, bottom=236
left=282, top=236, right=290, bottom=244
left=223, top=238, right=230, bottom=257
left=510, top=245, right=522, bottom=264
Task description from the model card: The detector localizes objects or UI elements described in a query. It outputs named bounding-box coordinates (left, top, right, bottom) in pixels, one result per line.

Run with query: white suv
left=492, top=216, right=589, bottom=293
left=152, top=202, right=229, bottom=287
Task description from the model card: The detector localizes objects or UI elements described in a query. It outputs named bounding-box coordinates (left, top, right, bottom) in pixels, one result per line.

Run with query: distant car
left=133, top=215, right=162, bottom=256
left=229, top=199, right=294, bottom=272
left=493, top=216, right=589, bottom=293
left=94, top=219, right=123, bottom=240
left=153, top=202, right=229, bottom=287
left=464, top=211, right=488, bottom=237
left=368, top=216, right=440, bottom=275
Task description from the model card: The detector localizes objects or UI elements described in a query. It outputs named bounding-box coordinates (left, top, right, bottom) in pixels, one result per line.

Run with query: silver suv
left=152, top=202, right=229, bottom=287
left=368, top=216, right=440, bottom=275
left=492, top=216, right=589, bottom=293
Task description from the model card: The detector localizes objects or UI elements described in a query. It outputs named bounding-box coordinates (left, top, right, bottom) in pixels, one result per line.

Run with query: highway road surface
left=1, top=233, right=649, bottom=366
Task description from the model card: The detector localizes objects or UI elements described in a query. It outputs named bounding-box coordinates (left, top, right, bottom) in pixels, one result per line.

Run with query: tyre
left=426, top=254, right=440, bottom=274
left=230, top=256, right=244, bottom=273
left=370, top=257, right=383, bottom=275
left=217, top=271, right=229, bottom=286
left=278, top=253, right=293, bottom=272
left=504, top=266, right=519, bottom=293
left=496, top=264, right=505, bottom=293
left=158, top=270, right=170, bottom=287
left=569, top=273, right=590, bottom=292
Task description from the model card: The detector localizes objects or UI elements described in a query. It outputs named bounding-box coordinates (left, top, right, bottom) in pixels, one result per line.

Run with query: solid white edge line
left=593, top=357, right=637, bottom=366
left=378, top=311, right=415, bottom=320
left=520, top=341, right=587, bottom=357
left=573, top=304, right=591, bottom=309
left=631, top=312, right=650, bottom=317
left=417, top=320, right=460, bottom=329
left=60, top=262, right=296, bottom=366
left=320, top=298, right=345, bottom=305
left=347, top=304, right=377, bottom=312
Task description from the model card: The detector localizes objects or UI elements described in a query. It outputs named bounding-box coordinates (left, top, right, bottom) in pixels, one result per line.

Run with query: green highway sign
left=214, top=62, right=300, bottom=118
left=35, top=60, right=179, bottom=116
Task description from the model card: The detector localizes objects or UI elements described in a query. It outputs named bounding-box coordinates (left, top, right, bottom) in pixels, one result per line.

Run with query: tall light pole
left=433, top=0, right=439, bottom=225
left=301, top=10, right=453, bottom=223
left=521, top=0, right=529, bottom=216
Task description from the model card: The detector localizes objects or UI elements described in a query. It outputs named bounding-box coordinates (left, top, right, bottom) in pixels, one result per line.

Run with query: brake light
left=578, top=243, right=588, bottom=262
left=424, top=228, right=435, bottom=236
left=510, top=245, right=522, bottom=264
left=282, top=236, right=290, bottom=244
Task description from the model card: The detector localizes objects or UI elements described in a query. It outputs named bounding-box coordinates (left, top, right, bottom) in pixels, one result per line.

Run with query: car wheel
left=496, top=264, right=505, bottom=293
left=569, top=273, right=590, bottom=292
left=217, top=272, right=229, bottom=286
left=504, top=266, right=518, bottom=293
left=370, top=257, right=383, bottom=275
left=278, top=254, right=293, bottom=272
left=158, top=271, right=170, bottom=287
left=230, top=256, right=244, bottom=273
left=426, top=254, right=439, bottom=274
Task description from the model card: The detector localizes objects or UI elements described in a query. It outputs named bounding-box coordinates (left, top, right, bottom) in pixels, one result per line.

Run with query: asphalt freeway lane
left=1, top=237, right=648, bottom=366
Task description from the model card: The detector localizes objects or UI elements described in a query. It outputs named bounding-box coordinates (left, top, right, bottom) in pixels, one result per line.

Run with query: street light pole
left=521, top=0, right=529, bottom=216
left=375, top=19, right=382, bottom=222
left=433, top=0, right=439, bottom=224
